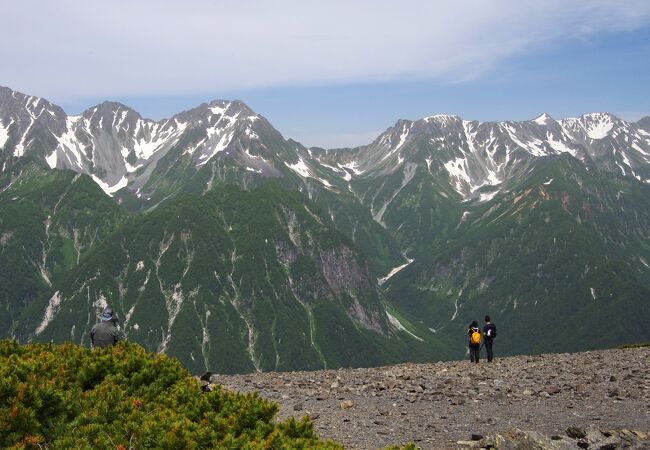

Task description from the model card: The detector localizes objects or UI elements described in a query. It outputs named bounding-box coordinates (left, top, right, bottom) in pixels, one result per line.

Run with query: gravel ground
left=213, top=347, right=650, bottom=449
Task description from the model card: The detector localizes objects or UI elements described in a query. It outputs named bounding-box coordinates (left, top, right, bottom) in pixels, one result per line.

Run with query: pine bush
left=0, top=340, right=341, bottom=449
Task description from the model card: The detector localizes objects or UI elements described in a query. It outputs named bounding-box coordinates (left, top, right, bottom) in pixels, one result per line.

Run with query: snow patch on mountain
left=209, top=104, right=229, bottom=116
left=502, top=124, right=546, bottom=156
left=121, top=147, right=144, bottom=173
left=444, top=157, right=472, bottom=192
left=340, top=161, right=363, bottom=175
left=533, top=113, right=553, bottom=125
left=197, top=130, right=234, bottom=166
left=245, top=127, right=259, bottom=139
left=288, top=157, right=311, bottom=178
left=584, top=113, right=614, bottom=140
left=478, top=190, right=499, bottom=202
left=14, top=117, right=33, bottom=157
left=287, top=157, right=332, bottom=187
left=382, top=123, right=412, bottom=162
left=378, top=258, right=414, bottom=285
left=45, top=149, right=58, bottom=168
left=91, top=174, right=128, bottom=196
left=134, top=120, right=187, bottom=160
left=0, top=119, right=11, bottom=149
left=386, top=311, right=423, bottom=341
left=546, top=132, right=577, bottom=157
left=35, top=291, right=61, bottom=335
left=50, top=117, right=83, bottom=169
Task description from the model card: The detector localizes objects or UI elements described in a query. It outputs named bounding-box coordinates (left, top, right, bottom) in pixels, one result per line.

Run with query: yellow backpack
left=470, top=329, right=481, bottom=345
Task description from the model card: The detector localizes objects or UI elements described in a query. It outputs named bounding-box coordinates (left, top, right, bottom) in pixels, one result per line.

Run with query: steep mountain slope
left=0, top=86, right=403, bottom=275
left=384, top=155, right=650, bottom=356
left=0, top=159, right=125, bottom=338
left=3, top=85, right=650, bottom=369
left=315, top=113, right=650, bottom=253
left=23, top=183, right=441, bottom=373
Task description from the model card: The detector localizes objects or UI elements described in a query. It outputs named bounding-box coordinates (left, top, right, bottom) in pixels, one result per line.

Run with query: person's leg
left=469, top=345, right=475, bottom=362
left=475, top=345, right=480, bottom=363
left=485, top=340, right=493, bottom=362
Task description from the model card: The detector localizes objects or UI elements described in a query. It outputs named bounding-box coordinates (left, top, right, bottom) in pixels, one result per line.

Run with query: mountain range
left=1, top=85, right=649, bottom=372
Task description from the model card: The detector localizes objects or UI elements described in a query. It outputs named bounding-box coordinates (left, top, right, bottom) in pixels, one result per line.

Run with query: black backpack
left=486, top=324, right=497, bottom=339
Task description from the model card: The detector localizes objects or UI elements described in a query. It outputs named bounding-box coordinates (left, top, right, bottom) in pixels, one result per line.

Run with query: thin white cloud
left=2, top=0, right=650, bottom=101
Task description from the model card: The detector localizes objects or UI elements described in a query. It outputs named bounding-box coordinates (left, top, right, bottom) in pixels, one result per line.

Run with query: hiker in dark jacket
left=467, top=320, right=481, bottom=363
left=483, top=315, right=497, bottom=362
left=90, top=307, right=123, bottom=348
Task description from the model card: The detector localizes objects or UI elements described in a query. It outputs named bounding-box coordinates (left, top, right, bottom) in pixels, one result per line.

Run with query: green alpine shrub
left=0, top=340, right=340, bottom=449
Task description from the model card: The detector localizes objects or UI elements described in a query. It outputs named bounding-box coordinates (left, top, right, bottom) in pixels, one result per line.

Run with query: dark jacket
left=484, top=323, right=497, bottom=340
left=90, top=321, right=122, bottom=348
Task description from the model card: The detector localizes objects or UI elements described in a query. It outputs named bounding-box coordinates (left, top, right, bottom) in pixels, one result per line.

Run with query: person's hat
left=101, top=307, right=114, bottom=321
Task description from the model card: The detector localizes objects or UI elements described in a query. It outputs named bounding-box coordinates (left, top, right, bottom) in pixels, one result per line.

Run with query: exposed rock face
left=213, top=347, right=650, bottom=449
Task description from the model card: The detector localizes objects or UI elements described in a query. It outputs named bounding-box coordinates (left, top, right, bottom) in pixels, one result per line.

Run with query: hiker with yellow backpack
left=467, top=320, right=481, bottom=363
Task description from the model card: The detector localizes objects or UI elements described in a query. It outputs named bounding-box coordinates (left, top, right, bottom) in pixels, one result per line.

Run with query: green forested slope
left=383, top=156, right=650, bottom=357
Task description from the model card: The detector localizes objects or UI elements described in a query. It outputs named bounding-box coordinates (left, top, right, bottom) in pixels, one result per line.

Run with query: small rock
left=606, top=387, right=619, bottom=397
left=309, top=412, right=320, bottom=420
left=609, top=375, right=616, bottom=382
left=567, top=427, right=587, bottom=439
left=330, top=381, right=339, bottom=389
left=293, top=403, right=303, bottom=411
left=522, top=389, right=534, bottom=396
left=577, top=439, right=590, bottom=449
left=340, top=400, right=353, bottom=409
left=199, top=371, right=212, bottom=382
left=471, top=433, right=484, bottom=441
left=545, top=385, right=561, bottom=395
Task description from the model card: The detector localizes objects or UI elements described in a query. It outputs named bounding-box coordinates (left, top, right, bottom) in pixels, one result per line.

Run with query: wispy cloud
left=3, top=0, right=650, bottom=101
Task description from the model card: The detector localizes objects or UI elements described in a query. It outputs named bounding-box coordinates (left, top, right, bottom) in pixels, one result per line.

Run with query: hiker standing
left=467, top=320, right=481, bottom=363
left=90, top=307, right=123, bottom=348
left=483, top=315, right=497, bottom=362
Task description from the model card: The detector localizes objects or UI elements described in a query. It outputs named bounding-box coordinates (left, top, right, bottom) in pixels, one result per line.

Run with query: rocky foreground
left=213, top=347, right=650, bottom=449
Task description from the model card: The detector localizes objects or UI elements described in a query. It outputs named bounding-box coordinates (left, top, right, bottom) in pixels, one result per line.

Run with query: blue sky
left=2, top=1, right=650, bottom=147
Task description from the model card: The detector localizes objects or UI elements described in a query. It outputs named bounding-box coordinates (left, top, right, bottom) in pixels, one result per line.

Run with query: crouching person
left=91, top=306, right=124, bottom=348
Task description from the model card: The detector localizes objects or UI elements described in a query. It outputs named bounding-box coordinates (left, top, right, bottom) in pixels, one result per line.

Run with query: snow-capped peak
left=581, top=112, right=616, bottom=140
left=533, top=113, right=554, bottom=125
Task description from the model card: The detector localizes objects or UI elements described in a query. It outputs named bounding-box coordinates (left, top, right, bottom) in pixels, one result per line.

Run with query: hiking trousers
left=485, top=339, right=494, bottom=362
left=469, top=344, right=480, bottom=363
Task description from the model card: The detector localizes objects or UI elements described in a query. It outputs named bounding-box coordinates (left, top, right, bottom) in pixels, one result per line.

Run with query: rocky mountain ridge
left=214, top=346, right=650, bottom=449
left=2, top=86, right=650, bottom=206
left=2, top=85, right=650, bottom=374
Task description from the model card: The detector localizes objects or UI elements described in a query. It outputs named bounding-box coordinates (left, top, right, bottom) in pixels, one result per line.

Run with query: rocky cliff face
left=214, top=347, right=650, bottom=449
